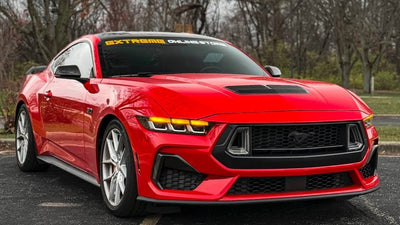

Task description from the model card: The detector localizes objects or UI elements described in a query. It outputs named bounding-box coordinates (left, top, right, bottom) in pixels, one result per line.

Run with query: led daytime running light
left=139, top=116, right=211, bottom=135
left=363, top=114, right=373, bottom=127
left=149, top=117, right=171, bottom=124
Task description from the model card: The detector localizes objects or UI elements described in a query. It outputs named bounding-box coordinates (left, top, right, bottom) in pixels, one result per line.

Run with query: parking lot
left=0, top=150, right=399, bottom=225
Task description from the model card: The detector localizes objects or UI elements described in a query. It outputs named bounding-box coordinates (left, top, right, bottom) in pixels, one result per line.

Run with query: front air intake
left=152, top=153, right=206, bottom=191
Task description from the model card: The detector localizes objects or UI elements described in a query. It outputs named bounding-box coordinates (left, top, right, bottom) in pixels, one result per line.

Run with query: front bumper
left=125, top=117, right=380, bottom=203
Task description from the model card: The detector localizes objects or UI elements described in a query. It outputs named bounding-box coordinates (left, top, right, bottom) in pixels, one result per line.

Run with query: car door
left=39, top=42, right=94, bottom=165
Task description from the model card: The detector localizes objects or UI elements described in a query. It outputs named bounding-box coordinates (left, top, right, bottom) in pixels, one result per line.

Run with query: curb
left=1, top=138, right=399, bottom=155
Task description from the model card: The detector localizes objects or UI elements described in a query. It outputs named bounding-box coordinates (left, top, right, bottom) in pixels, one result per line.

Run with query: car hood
left=109, top=74, right=370, bottom=121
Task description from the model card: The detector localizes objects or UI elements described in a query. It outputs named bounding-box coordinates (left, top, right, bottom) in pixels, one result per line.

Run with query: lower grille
left=159, top=168, right=205, bottom=191
left=228, top=172, right=353, bottom=195
left=228, top=177, right=285, bottom=195
left=306, top=172, right=353, bottom=190
left=359, top=150, right=378, bottom=179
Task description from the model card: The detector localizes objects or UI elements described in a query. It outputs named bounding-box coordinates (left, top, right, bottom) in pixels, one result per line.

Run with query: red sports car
left=16, top=32, right=379, bottom=217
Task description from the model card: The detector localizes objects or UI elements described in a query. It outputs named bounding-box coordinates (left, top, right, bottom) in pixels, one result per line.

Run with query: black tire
left=99, top=119, right=147, bottom=217
left=15, top=104, right=49, bottom=172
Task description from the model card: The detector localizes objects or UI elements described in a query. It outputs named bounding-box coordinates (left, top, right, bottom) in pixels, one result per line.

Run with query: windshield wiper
left=111, top=72, right=154, bottom=77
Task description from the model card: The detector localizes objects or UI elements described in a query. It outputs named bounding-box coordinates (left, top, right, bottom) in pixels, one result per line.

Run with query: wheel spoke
left=103, top=171, right=115, bottom=182
left=106, top=138, right=118, bottom=163
left=18, top=119, right=25, bottom=134
left=102, top=159, right=114, bottom=165
left=118, top=173, right=126, bottom=194
left=109, top=175, right=117, bottom=202
left=114, top=175, right=121, bottom=204
left=112, top=130, right=120, bottom=156
left=21, top=144, right=27, bottom=163
left=120, top=164, right=127, bottom=178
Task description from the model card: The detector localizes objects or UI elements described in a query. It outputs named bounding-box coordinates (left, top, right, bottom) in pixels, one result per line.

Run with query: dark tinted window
left=98, top=38, right=267, bottom=77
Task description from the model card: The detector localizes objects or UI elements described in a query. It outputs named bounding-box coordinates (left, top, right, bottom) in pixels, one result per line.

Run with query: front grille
left=251, top=124, right=349, bottom=156
left=228, top=172, right=353, bottom=195
left=212, top=122, right=368, bottom=169
left=158, top=168, right=206, bottom=191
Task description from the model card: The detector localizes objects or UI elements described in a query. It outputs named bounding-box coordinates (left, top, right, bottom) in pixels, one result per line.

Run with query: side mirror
left=25, top=65, right=47, bottom=75
left=265, top=65, right=281, bottom=77
left=54, top=65, right=88, bottom=83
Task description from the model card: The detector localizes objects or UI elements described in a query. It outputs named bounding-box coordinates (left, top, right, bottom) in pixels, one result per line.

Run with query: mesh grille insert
left=251, top=124, right=348, bottom=156
left=158, top=168, right=206, bottom=191
left=306, top=172, right=353, bottom=190
left=228, top=177, right=285, bottom=195
left=228, top=172, right=353, bottom=195
left=359, top=151, right=378, bottom=179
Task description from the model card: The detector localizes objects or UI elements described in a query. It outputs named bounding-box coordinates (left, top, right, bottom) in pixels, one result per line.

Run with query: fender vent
left=225, top=85, right=308, bottom=94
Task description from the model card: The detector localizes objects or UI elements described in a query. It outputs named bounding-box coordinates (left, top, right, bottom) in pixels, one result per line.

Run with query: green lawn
left=0, top=132, right=14, bottom=139
left=359, top=92, right=400, bottom=115
left=375, top=126, right=400, bottom=142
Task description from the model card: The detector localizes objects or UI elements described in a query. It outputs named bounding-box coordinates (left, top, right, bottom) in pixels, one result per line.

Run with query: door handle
left=45, top=90, right=52, bottom=100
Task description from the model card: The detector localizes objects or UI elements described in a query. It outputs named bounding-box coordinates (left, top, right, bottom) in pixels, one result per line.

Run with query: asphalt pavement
left=0, top=151, right=399, bottom=225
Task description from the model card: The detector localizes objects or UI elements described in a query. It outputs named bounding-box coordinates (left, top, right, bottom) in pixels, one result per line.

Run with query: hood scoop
left=225, top=85, right=308, bottom=95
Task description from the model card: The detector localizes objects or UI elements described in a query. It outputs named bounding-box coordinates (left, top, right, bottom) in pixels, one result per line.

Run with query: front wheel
left=99, top=119, right=146, bottom=217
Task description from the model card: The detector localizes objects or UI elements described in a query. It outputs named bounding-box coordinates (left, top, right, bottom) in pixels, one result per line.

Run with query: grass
left=375, top=126, right=400, bottom=142
left=359, top=92, right=400, bottom=114
left=0, top=132, right=14, bottom=139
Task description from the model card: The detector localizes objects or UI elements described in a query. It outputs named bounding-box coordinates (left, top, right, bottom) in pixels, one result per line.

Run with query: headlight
left=136, top=116, right=212, bottom=135
left=363, top=114, right=373, bottom=127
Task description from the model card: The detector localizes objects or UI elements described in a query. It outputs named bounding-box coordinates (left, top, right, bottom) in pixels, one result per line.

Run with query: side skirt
left=37, top=155, right=100, bottom=187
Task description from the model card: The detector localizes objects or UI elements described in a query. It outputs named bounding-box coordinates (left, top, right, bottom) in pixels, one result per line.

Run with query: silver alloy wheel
left=102, top=128, right=128, bottom=207
left=16, top=110, right=29, bottom=164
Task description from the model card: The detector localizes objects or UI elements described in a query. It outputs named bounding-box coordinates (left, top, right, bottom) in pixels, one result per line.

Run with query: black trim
left=37, top=155, right=99, bottom=187
left=152, top=153, right=205, bottom=190
left=137, top=186, right=379, bottom=205
left=225, top=85, right=308, bottom=95
left=212, top=121, right=369, bottom=169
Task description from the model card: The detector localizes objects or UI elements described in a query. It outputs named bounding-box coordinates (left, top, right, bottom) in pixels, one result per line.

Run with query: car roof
left=95, top=31, right=221, bottom=41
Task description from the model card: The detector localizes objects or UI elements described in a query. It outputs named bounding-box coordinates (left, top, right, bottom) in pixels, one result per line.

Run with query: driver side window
left=52, top=42, right=94, bottom=79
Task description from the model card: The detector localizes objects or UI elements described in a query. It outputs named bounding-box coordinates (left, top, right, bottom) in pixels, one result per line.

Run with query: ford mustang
left=15, top=32, right=379, bottom=217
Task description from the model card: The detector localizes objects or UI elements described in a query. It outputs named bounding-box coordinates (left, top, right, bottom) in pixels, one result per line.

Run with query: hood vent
left=225, top=85, right=308, bottom=94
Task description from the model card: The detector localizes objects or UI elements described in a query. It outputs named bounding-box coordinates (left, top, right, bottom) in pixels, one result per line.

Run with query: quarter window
left=52, top=42, right=94, bottom=78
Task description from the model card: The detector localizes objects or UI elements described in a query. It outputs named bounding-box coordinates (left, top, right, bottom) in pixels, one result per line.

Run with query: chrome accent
left=227, top=127, right=250, bottom=155
left=148, top=120, right=168, bottom=131
left=348, top=124, right=364, bottom=151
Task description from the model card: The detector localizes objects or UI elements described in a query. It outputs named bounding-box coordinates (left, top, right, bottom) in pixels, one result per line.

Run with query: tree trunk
left=341, top=62, right=351, bottom=89
left=340, top=43, right=353, bottom=89
left=362, top=62, right=372, bottom=93
left=396, top=37, right=400, bottom=76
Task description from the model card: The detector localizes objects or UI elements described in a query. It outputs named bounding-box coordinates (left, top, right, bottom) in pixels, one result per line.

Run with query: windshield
left=98, top=37, right=268, bottom=77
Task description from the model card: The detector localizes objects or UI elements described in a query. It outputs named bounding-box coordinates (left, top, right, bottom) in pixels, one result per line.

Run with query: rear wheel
left=15, top=104, right=49, bottom=171
left=99, top=119, right=146, bottom=217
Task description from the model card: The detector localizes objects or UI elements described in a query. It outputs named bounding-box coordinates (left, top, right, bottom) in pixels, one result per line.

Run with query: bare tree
left=0, top=19, right=21, bottom=82
left=0, top=0, right=103, bottom=63
left=316, top=0, right=357, bottom=88
left=350, top=0, right=399, bottom=93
